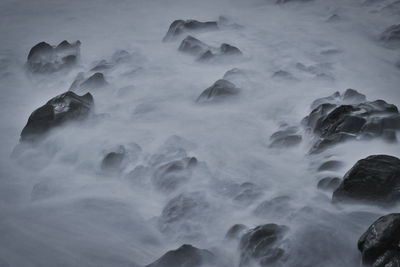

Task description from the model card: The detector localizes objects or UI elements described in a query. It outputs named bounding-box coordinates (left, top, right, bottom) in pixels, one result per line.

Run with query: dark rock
left=317, top=160, right=344, bottom=171
left=178, top=36, right=210, bottom=55
left=380, top=24, right=400, bottom=48
left=196, top=43, right=242, bottom=62
left=20, top=91, right=93, bottom=142
left=225, top=224, right=248, bottom=240
left=27, top=40, right=80, bottom=73
left=197, top=50, right=215, bottom=61
left=163, top=19, right=218, bottom=42
left=332, top=155, right=400, bottom=206
left=358, top=213, right=400, bottom=267
left=303, top=89, right=399, bottom=153
left=239, top=224, right=288, bottom=267
left=196, top=79, right=239, bottom=102
left=152, top=157, right=197, bottom=192
left=145, top=244, right=216, bottom=267
left=317, top=177, right=341, bottom=191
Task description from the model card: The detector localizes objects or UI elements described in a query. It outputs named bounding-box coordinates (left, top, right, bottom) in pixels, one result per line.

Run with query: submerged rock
left=239, top=224, right=288, bottom=267
left=163, top=19, right=218, bottom=42
left=317, top=160, right=344, bottom=172
left=317, top=177, right=341, bottom=191
left=358, top=213, right=400, bottom=267
left=27, top=40, right=80, bottom=73
left=380, top=24, right=400, bottom=48
left=70, top=72, right=107, bottom=91
left=198, top=43, right=242, bottom=62
left=20, top=91, right=93, bottom=142
left=196, top=79, right=239, bottom=102
left=332, top=155, right=400, bottom=206
left=101, top=146, right=126, bottom=171
left=269, top=126, right=302, bottom=148
left=145, top=244, right=216, bottom=267
left=225, top=224, right=248, bottom=240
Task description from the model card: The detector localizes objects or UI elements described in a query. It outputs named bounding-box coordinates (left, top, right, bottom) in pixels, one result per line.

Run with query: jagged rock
left=163, top=19, right=218, bottom=42
left=317, top=160, right=344, bottom=171
left=269, top=126, right=302, bottom=148
left=225, top=224, right=248, bottom=240
left=196, top=79, right=239, bottom=102
left=239, top=224, right=288, bottom=267
left=27, top=40, right=80, bottom=73
left=332, top=155, right=400, bottom=206
left=317, top=177, right=341, bottom=191
left=178, top=36, right=210, bottom=55
left=380, top=24, right=400, bottom=48
left=20, top=91, right=93, bottom=142
left=302, top=89, right=399, bottom=153
left=358, top=213, right=400, bottom=267
left=152, top=156, right=197, bottom=192
left=145, top=244, right=216, bottom=267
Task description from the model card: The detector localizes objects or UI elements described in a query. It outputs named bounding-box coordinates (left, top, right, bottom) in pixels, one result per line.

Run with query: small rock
left=163, top=19, right=218, bottom=42
left=196, top=79, right=239, bottom=102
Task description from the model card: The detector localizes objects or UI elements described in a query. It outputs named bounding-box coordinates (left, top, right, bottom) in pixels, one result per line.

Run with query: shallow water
left=0, top=0, right=399, bottom=266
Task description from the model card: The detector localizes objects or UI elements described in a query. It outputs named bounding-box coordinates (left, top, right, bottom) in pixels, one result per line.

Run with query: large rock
left=358, top=213, right=400, bottom=267
left=196, top=79, right=239, bottom=102
left=239, top=224, right=288, bottom=267
left=332, top=155, right=400, bottom=206
left=27, top=40, right=80, bottom=73
left=302, top=89, right=399, bottom=153
left=163, top=19, right=218, bottom=42
left=20, top=91, right=93, bottom=142
left=145, top=244, right=216, bottom=267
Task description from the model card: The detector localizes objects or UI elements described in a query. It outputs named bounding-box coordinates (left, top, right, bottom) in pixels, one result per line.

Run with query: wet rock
left=178, top=36, right=210, bottom=55
left=317, top=177, right=341, bottom=191
left=380, top=24, right=400, bottom=48
left=317, top=160, right=344, bottom=171
left=358, top=213, right=400, bottom=267
left=220, top=43, right=242, bottom=56
left=80, top=73, right=107, bottom=89
left=20, top=91, right=93, bottom=142
left=27, top=40, right=80, bottom=73
left=303, top=89, right=399, bottom=153
left=225, top=224, right=248, bottom=240
left=152, top=156, right=197, bottom=192
left=239, top=224, right=288, bottom=267
left=163, top=19, right=218, bottom=42
left=198, top=43, right=242, bottom=62
left=145, top=244, right=216, bottom=267
left=269, top=126, right=302, bottom=148
left=332, top=155, right=400, bottom=206
left=196, top=79, right=239, bottom=102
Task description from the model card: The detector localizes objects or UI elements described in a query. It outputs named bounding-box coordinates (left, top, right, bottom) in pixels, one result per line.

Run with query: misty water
left=0, top=0, right=400, bottom=266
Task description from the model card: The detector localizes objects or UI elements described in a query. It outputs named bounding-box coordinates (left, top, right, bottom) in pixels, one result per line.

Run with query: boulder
left=332, top=155, right=400, bottom=206
left=239, top=224, right=288, bottom=267
left=27, top=40, right=80, bottom=73
left=145, top=244, right=216, bottom=267
left=358, top=213, right=400, bottom=267
left=20, top=91, right=93, bottom=142
left=269, top=126, right=302, bottom=148
left=163, top=19, right=218, bottom=42
left=196, top=79, right=239, bottom=102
